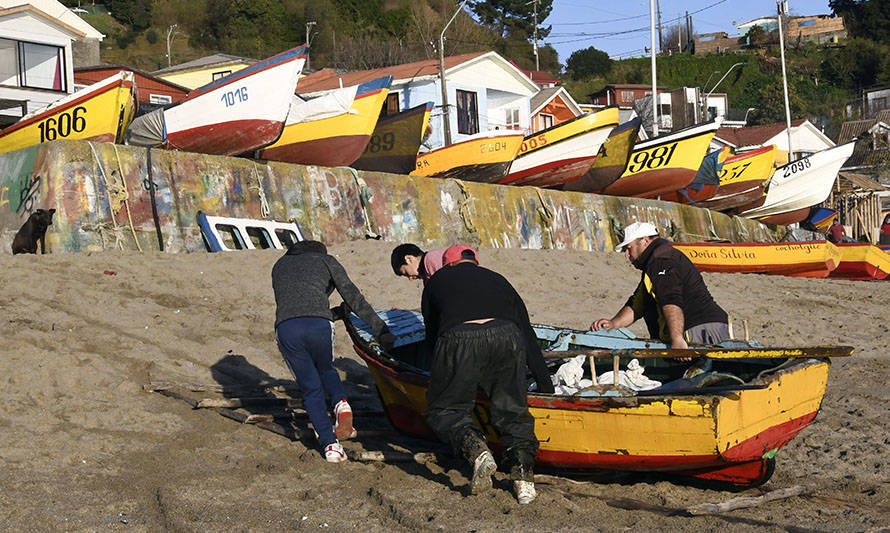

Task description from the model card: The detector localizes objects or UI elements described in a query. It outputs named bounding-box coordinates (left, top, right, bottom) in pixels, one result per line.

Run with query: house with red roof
left=75, top=65, right=190, bottom=112
left=293, top=51, right=540, bottom=150
left=712, top=118, right=834, bottom=164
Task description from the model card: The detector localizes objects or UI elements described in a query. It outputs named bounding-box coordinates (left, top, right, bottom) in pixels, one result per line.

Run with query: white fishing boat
left=739, top=142, right=855, bottom=221
left=126, top=45, right=307, bottom=156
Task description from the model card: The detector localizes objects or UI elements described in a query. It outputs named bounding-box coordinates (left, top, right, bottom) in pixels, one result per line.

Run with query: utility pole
left=305, top=21, right=316, bottom=70
left=531, top=0, right=539, bottom=70
left=678, top=14, right=682, bottom=52
left=649, top=0, right=658, bottom=136
left=165, top=24, right=179, bottom=68
left=440, top=0, right=468, bottom=146
left=656, top=0, right=663, bottom=54
left=776, top=0, right=794, bottom=161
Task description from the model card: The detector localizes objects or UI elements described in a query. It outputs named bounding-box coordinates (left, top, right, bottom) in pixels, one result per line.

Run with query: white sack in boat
left=596, top=358, right=661, bottom=391
left=285, top=85, right=359, bottom=125
left=548, top=355, right=594, bottom=395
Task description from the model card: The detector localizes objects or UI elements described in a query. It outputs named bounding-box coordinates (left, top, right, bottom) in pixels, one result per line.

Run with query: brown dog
left=11, top=208, right=55, bottom=255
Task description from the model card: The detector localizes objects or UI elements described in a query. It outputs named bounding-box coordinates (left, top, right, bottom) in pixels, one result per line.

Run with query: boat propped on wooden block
left=352, top=102, right=433, bottom=174
left=126, top=45, right=307, bottom=156
left=0, top=71, right=136, bottom=155
left=499, top=106, right=619, bottom=188
left=828, top=243, right=890, bottom=280
left=259, top=76, right=393, bottom=167
left=601, top=119, right=721, bottom=198
left=343, top=307, right=852, bottom=487
left=672, top=240, right=842, bottom=278
left=411, top=129, right=524, bottom=183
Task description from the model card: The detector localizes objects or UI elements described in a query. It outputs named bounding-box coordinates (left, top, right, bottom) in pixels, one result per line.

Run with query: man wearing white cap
left=590, top=221, right=729, bottom=348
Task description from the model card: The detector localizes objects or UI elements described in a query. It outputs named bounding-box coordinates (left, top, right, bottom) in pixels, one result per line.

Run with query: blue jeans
left=276, top=317, right=345, bottom=447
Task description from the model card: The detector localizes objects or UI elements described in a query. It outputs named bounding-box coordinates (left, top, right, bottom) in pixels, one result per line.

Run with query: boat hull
left=672, top=241, right=841, bottom=278
left=259, top=77, right=392, bottom=166
left=352, top=102, right=433, bottom=174
left=602, top=121, right=720, bottom=198
left=696, top=184, right=765, bottom=212
left=163, top=46, right=307, bottom=156
left=411, top=132, right=524, bottom=183
left=740, top=142, right=856, bottom=220
left=561, top=118, right=642, bottom=193
left=829, top=243, right=890, bottom=280
left=501, top=107, right=619, bottom=187
left=712, top=145, right=777, bottom=197
left=355, top=343, right=829, bottom=486
left=0, top=72, right=136, bottom=155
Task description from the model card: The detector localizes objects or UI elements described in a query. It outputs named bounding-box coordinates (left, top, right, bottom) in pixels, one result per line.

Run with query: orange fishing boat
left=411, top=130, right=524, bottom=183
left=344, top=307, right=851, bottom=487
left=658, top=146, right=731, bottom=204
left=672, top=241, right=841, bottom=278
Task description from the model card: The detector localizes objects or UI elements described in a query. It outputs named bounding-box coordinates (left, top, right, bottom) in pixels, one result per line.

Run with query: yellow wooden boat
left=0, top=71, right=136, bottom=155
left=344, top=308, right=851, bottom=487
left=561, top=118, right=642, bottom=192
left=672, top=240, right=841, bottom=278
left=352, top=102, right=433, bottom=174
left=695, top=145, right=778, bottom=211
left=603, top=120, right=720, bottom=198
left=259, top=76, right=391, bottom=167
left=829, top=243, right=890, bottom=280
left=411, top=130, right=525, bottom=182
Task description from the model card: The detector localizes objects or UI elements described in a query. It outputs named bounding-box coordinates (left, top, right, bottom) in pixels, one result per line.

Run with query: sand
left=1, top=240, right=888, bottom=531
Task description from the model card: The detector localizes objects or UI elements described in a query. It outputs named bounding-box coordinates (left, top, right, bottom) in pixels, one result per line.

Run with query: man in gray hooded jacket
left=272, top=240, right=394, bottom=462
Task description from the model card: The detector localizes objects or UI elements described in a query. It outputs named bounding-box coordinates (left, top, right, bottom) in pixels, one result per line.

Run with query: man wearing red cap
left=420, top=244, right=552, bottom=505
left=591, top=222, right=729, bottom=348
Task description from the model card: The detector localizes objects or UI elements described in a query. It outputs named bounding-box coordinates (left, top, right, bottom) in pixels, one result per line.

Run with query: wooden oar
left=542, top=345, right=853, bottom=360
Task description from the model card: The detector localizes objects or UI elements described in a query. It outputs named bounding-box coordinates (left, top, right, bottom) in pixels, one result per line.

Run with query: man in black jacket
left=421, top=245, right=549, bottom=505
left=272, top=240, right=395, bottom=463
left=590, top=222, right=729, bottom=348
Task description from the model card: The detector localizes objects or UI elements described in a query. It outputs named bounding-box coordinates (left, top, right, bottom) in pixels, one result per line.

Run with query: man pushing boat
left=421, top=244, right=549, bottom=504
left=590, top=221, right=730, bottom=350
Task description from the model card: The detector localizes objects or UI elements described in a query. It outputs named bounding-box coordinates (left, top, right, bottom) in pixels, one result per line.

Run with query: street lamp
left=166, top=24, right=180, bottom=68
left=439, top=0, right=468, bottom=146
left=702, top=61, right=746, bottom=121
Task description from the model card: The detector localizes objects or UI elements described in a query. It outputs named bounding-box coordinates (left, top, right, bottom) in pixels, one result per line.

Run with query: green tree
left=747, top=81, right=806, bottom=125
left=470, top=0, right=552, bottom=40
left=565, top=46, right=612, bottom=80
left=108, top=0, right=152, bottom=30
left=830, top=0, right=890, bottom=44
left=821, top=38, right=890, bottom=91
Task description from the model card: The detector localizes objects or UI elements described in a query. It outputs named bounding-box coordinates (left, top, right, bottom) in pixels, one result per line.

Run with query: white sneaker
left=470, top=450, right=497, bottom=494
left=333, top=399, right=357, bottom=440
left=324, top=441, right=347, bottom=463
left=514, top=480, right=536, bottom=504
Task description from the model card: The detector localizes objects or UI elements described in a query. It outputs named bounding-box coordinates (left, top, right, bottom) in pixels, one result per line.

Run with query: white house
left=711, top=118, right=835, bottom=164
left=294, top=51, right=540, bottom=149
left=0, top=2, right=101, bottom=126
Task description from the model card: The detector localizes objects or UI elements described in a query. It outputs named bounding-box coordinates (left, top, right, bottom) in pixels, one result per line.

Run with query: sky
left=544, top=0, right=834, bottom=62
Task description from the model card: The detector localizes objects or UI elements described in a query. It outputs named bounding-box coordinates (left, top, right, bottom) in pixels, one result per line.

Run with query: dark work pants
left=424, top=320, right=538, bottom=474
left=276, top=317, right=343, bottom=447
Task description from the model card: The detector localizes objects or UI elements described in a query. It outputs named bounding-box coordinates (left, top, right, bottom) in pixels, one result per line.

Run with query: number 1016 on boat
left=221, top=87, right=248, bottom=107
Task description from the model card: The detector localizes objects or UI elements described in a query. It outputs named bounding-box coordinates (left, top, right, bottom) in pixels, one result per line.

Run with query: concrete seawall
left=0, top=140, right=783, bottom=253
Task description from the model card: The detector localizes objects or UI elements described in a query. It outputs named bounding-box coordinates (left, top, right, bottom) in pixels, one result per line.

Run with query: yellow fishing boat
left=344, top=308, right=851, bottom=487
left=672, top=240, right=841, bottom=278
left=259, top=76, right=392, bottom=167
left=829, top=243, right=890, bottom=280
left=411, top=130, right=525, bottom=182
left=603, top=120, right=720, bottom=198
left=561, top=118, right=642, bottom=192
left=0, top=71, right=136, bottom=155
left=352, top=102, right=433, bottom=175
left=696, top=145, right=778, bottom=211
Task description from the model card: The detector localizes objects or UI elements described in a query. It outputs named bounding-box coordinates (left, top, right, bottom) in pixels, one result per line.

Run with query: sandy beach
left=1, top=240, right=888, bottom=531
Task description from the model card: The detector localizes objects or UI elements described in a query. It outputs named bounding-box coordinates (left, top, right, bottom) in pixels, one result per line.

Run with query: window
left=381, top=92, right=399, bottom=116
left=539, top=113, right=554, bottom=130
left=0, top=38, right=66, bottom=91
left=212, top=70, right=232, bottom=80
left=797, top=20, right=816, bottom=27
left=871, top=97, right=888, bottom=113
left=505, top=108, right=520, bottom=130
left=660, top=104, right=671, bottom=116
left=149, top=94, right=172, bottom=104
left=708, top=106, right=718, bottom=120
left=456, top=89, right=478, bottom=135
left=621, top=90, right=634, bottom=102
